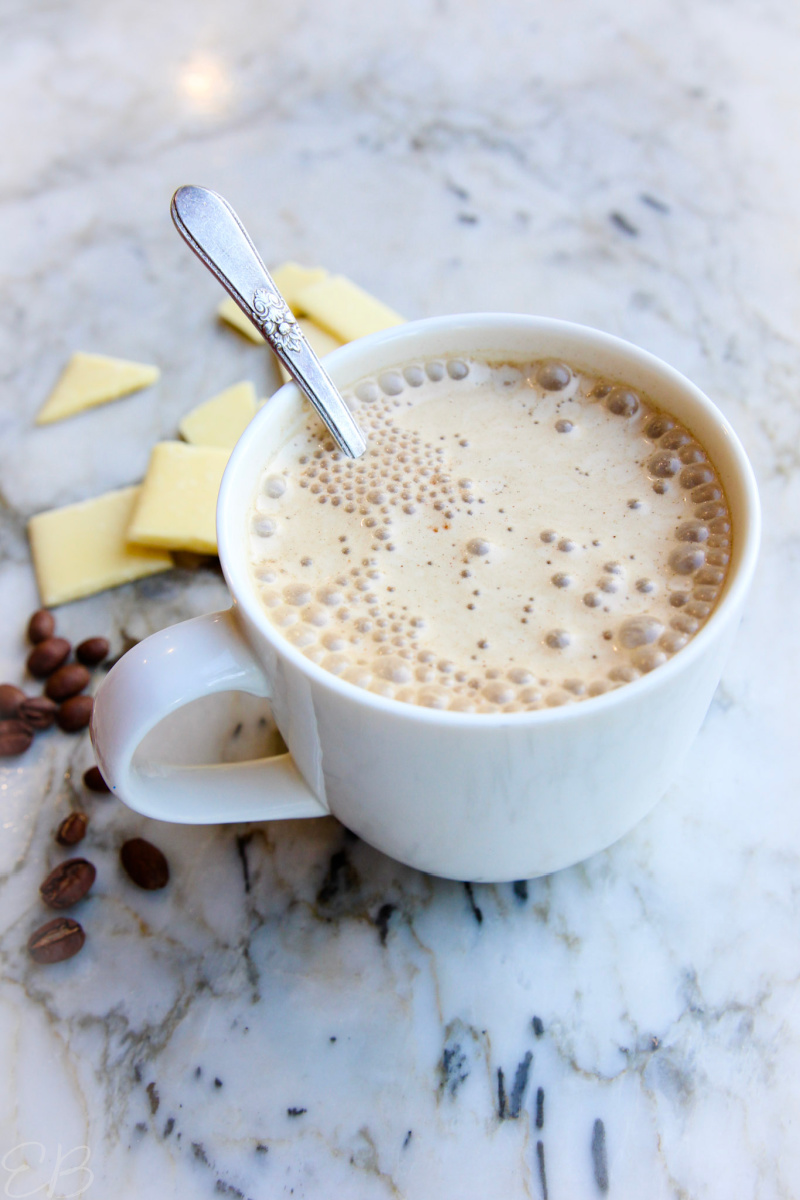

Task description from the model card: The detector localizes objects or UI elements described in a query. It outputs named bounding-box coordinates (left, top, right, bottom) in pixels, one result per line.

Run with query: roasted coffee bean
left=18, top=696, right=58, bottom=731
left=27, top=637, right=71, bottom=678
left=120, top=838, right=169, bottom=890
left=28, top=609, right=56, bottom=644
left=56, top=812, right=88, bottom=846
left=45, top=663, right=91, bottom=702
left=0, top=719, right=34, bottom=757
left=57, top=695, right=93, bottom=733
left=28, top=916, right=85, bottom=964
left=0, top=683, right=25, bottom=718
left=40, top=857, right=96, bottom=908
left=83, top=765, right=110, bottom=793
left=76, top=637, right=110, bottom=667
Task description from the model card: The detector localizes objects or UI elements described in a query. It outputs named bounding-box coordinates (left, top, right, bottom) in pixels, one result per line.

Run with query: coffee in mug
left=248, top=356, right=731, bottom=712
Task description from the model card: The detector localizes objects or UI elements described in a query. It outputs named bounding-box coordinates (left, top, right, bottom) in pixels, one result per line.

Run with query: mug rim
left=218, top=313, right=761, bottom=727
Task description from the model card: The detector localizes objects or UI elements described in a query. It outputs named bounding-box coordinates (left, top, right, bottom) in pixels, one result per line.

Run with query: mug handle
left=90, top=608, right=328, bottom=824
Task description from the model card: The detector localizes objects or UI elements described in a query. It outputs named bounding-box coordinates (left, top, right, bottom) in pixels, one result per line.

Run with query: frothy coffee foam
left=247, top=357, right=732, bottom=711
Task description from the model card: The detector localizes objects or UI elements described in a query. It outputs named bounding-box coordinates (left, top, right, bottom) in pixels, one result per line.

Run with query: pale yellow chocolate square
left=128, top=442, right=229, bottom=555
left=179, top=381, right=258, bottom=449
left=294, top=275, right=405, bottom=341
left=278, top=318, right=343, bottom=383
left=217, top=297, right=265, bottom=344
left=36, top=353, right=160, bottom=425
left=28, top=486, right=173, bottom=607
left=270, top=263, right=329, bottom=313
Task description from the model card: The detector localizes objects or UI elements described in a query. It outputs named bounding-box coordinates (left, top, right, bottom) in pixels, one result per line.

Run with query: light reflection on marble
left=1, top=1, right=799, bottom=1197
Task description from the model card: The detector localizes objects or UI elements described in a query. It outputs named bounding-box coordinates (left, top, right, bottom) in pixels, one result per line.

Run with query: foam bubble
left=379, top=372, right=404, bottom=396
left=605, top=387, right=639, bottom=417
left=546, top=630, right=571, bottom=649
left=644, top=415, right=675, bottom=439
left=252, top=515, right=276, bottom=537
left=659, top=631, right=688, bottom=653
left=648, top=451, right=681, bottom=478
left=467, top=538, right=491, bottom=556
left=404, top=365, right=425, bottom=387
left=284, top=583, right=311, bottom=605
left=617, top=615, right=663, bottom=649
left=669, top=547, right=705, bottom=575
left=676, top=520, right=709, bottom=543
left=356, top=381, right=380, bottom=403
left=264, top=476, right=287, bottom=498
left=660, top=429, right=691, bottom=450
left=447, top=360, right=469, bottom=380
left=680, top=464, right=715, bottom=490
left=537, top=362, right=571, bottom=391
left=609, top=665, right=639, bottom=682
left=303, top=605, right=329, bottom=627
left=375, top=657, right=413, bottom=684
left=286, top=627, right=316, bottom=648
left=483, top=681, right=515, bottom=704
left=631, top=646, right=667, bottom=672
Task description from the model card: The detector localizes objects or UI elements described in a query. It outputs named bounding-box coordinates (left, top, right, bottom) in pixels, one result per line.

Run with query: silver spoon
left=171, top=185, right=367, bottom=459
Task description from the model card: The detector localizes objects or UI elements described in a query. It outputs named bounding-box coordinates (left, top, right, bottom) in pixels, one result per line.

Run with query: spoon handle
left=171, top=185, right=366, bottom=459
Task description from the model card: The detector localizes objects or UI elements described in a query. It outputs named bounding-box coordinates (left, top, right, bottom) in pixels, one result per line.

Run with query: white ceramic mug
left=91, top=315, right=760, bottom=882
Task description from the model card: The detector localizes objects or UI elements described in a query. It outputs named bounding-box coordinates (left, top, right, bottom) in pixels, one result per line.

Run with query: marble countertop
left=1, top=2, right=799, bottom=1196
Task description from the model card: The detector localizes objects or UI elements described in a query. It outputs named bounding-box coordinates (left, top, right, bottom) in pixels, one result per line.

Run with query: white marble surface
left=1, top=1, right=798, bottom=1196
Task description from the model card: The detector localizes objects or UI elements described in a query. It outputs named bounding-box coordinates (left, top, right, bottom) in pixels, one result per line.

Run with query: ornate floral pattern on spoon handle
left=170, top=185, right=366, bottom=459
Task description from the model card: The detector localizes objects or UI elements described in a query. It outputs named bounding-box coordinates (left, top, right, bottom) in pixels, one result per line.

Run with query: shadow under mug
left=91, top=315, right=760, bottom=882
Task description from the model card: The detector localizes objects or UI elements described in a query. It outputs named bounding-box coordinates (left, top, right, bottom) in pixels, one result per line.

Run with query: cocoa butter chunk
left=40, top=857, right=96, bottom=908
left=27, top=637, right=71, bottom=678
left=120, top=838, right=169, bottom=890
left=56, top=812, right=88, bottom=846
left=83, top=765, right=110, bottom=793
left=57, top=694, right=93, bottom=733
left=75, top=637, right=110, bottom=667
left=0, top=683, right=25, bottom=718
left=28, top=486, right=173, bottom=607
left=35, top=352, right=159, bottom=425
left=45, top=663, right=91, bottom=702
left=28, top=917, right=85, bottom=964
left=18, top=696, right=58, bottom=730
left=28, top=609, right=55, bottom=644
left=0, top=719, right=34, bottom=757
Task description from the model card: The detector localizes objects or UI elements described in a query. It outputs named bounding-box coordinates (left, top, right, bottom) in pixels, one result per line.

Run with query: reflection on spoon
left=171, top=185, right=367, bottom=459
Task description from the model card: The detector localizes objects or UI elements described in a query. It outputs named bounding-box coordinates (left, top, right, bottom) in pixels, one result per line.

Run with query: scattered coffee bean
left=0, top=719, right=34, bottom=757
left=40, top=857, right=96, bottom=909
left=18, top=695, right=58, bottom=731
left=28, top=609, right=56, bottom=645
left=45, top=663, right=91, bottom=702
left=120, top=838, right=169, bottom=890
left=28, top=916, right=85, bottom=964
left=57, top=695, right=93, bottom=733
left=76, top=637, right=110, bottom=667
left=27, top=637, right=71, bottom=679
left=83, top=765, right=110, bottom=794
left=56, top=812, right=89, bottom=846
left=0, top=683, right=25, bottom=718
